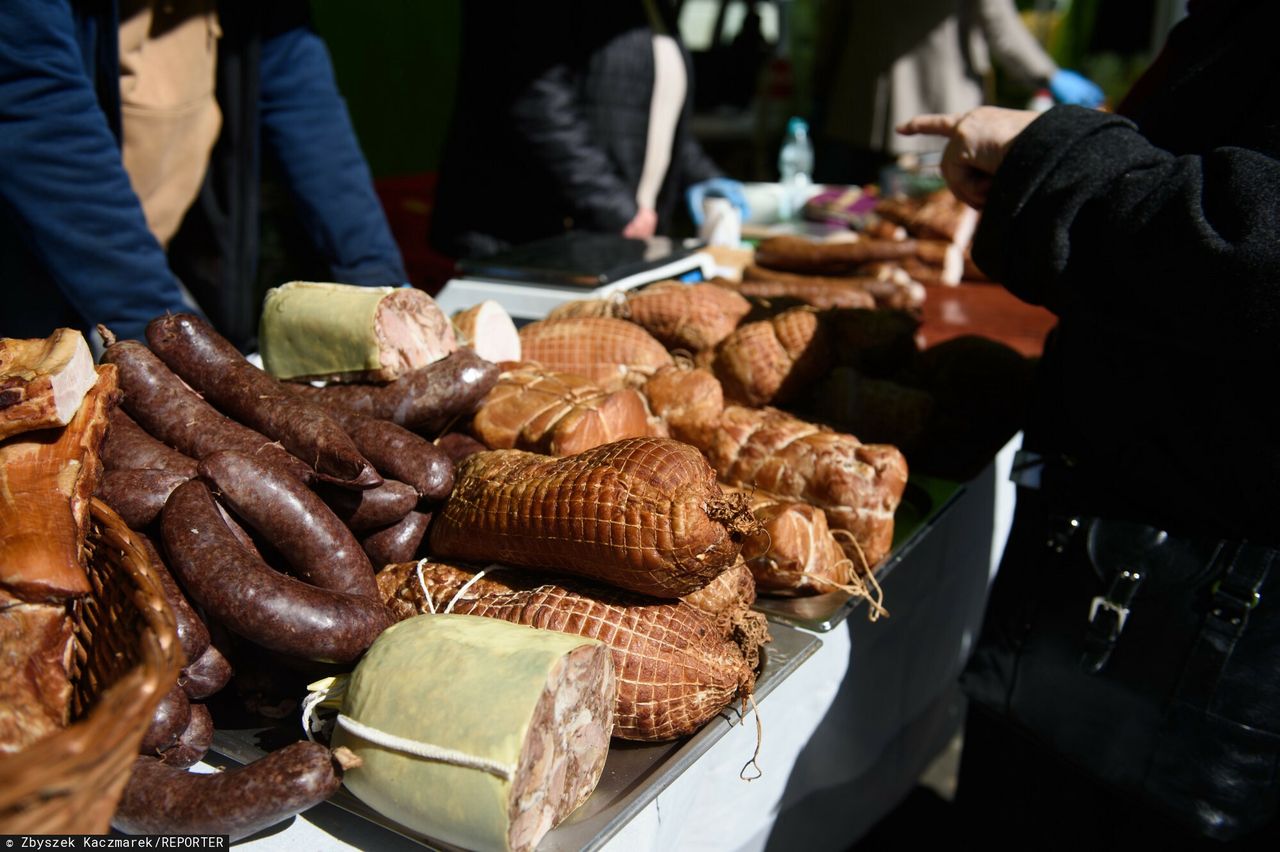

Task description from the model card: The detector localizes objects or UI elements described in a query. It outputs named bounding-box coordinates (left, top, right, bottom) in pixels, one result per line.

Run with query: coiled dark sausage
left=96, top=468, right=190, bottom=529
left=146, top=313, right=380, bottom=489
left=161, top=480, right=390, bottom=663
left=101, top=337, right=313, bottom=483
left=309, top=402, right=454, bottom=500
left=156, top=703, right=213, bottom=768
left=112, top=742, right=346, bottom=841
left=137, top=534, right=210, bottom=664
left=197, top=451, right=377, bottom=599
left=294, top=348, right=499, bottom=434
left=181, top=644, right=233, bottom=701
left=102, top=409, right=198, bottom=477
left=360, top=510, right=432, bottom=568
left=317, top=479, right=419, bottom=532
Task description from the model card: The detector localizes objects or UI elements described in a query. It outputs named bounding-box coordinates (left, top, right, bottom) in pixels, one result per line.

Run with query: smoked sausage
left=112, top=742, right=345, bottom=841
left=197, top=451, right=378, bottom=599
left=146, top=313, right=380, bottom=489
left=317, top=479, right=418, bottom=532
left=293, top=348, right=499, bottom=434
left=181, top=644, right=233, bottom=701
left=161, top=480, right=390, bottom=663
left=306, top=402, right=454, bottom=500
left=360, top=510, right=432, bottom=568
left=156, top=703, right=213, bottom=769
left=102, top=409, right=198, bottom=477
left=101, top=337, right=313, bottom=483
left=139, top=683, right=191, bottom=757
left=137, top=534, right=210, bottom=664
left=96, top=468, right=190, bottom=529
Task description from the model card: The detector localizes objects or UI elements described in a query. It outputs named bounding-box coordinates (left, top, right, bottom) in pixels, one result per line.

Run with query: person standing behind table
left=899, top=0, right=1280, bottom=844
left=431, top=0, right=747, bottom=261
left=812, top=0, right=1102, bottom=184
left=0, top=0, right=405, bottom=349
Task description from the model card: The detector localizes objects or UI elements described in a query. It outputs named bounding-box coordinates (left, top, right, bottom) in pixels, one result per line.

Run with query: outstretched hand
left=897, top=107, right=1040, bottom=209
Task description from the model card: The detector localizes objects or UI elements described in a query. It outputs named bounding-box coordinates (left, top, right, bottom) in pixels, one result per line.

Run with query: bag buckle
left=1088, top=595, right=1132, bottom=633
left=1081, top=568, right=1143, bottom=674
left=1208, top=577, right=1262, bottom=627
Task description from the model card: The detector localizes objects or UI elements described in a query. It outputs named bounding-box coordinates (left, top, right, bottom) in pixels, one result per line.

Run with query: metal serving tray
left=211, top=621, right=821, bottom=852
left=750, top=475, right=965, bottom=632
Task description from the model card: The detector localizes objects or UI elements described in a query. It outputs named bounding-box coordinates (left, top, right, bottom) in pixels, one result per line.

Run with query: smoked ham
left=471, top=366, right=665, bottom=456
left=0, top=329, right=99, bottom=441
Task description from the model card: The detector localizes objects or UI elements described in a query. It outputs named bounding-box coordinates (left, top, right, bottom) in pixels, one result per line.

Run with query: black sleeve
left=973, top=105, right=1280, bottom=360
left=509, top=62, right=637, bottom=230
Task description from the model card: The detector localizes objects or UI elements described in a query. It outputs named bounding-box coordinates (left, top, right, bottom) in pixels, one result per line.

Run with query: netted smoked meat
left=334, top=614, right=614, bottom=852
left=711, top=307, right=830, bottom=407
left=377, top=563, right=762, bottom=742
left=517, top=317, right=672, bottom=389
left=622, top=281, right=751, bottom=352
left=680, top=556, right=754, bottom=616
left=641, top=364, right=725, bottom=447
left=722, top=485, right=855, bottom=597
left=472, top=367, right=666, bottom=456
left=428, top=438, right=756, bottom=597
left=698, top=406, right=908, bottom=567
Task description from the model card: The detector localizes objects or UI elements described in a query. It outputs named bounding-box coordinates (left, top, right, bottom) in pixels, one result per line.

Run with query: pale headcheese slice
left=260, top=282, right=456, bottom=382
left=334, top=614, right=615, bottom=852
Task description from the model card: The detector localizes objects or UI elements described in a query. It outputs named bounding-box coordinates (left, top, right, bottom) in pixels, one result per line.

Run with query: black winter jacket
left=972, top=0, right=1280, bottom=544
left=431, top=2, right=721, bottom=259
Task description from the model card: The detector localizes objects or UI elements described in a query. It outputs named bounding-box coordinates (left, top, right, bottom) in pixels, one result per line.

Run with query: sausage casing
left=294, top=348, right=498, bottom=434
left=102, top=409, right=199, bottom=477
left=96, top=468, right=190, bottom=529
left=161, top=479, right=391, bottom=663
left=181, top=644, right=233, bottom=701
left=112, top=742, right=344, bottom=841
left=310, top=402, right=454, bottom=500
left=101, top=338, right=313, bottom=483
left=156, top=702, right=213, bottom=768
left=317, top=479, right=419, bottom=532
left=360, top=510, right=432, bottom=568
left=197, top=451, right=378, bottom=599
left=146, top=313, right=380, bottom=489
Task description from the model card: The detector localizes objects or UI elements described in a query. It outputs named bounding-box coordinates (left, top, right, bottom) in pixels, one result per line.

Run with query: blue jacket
left=0, top=0, right=404, bottom=346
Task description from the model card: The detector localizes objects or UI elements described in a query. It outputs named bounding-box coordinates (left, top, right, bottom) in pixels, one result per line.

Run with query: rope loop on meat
left=302, top=674, right=517, bottom=781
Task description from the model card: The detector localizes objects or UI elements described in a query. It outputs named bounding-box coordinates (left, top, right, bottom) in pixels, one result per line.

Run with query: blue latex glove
left=1049, top=69, right=1105, bottom=108
left=686, top=178, right=750, bottom=227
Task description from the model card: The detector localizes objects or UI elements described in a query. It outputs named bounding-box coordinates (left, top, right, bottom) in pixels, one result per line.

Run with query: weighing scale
left=432, top=232, right=715, bottom=321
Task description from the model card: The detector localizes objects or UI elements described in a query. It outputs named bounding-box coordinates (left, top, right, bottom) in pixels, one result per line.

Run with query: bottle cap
left=787, top=116, right=809, bottom=135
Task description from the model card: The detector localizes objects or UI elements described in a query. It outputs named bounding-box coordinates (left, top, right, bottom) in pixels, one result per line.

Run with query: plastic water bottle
left=778, top=116, right=813, bottom=219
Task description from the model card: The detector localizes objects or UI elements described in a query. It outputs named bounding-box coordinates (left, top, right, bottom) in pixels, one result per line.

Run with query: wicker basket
left=0, top=498, right=182, bottom=834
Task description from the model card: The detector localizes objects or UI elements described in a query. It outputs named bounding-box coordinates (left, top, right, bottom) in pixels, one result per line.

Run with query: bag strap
left=1172, top=541, right=1275, bottom=710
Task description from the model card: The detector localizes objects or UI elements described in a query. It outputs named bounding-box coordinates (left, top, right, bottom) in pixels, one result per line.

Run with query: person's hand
left=622, top=206, right=658, bottom=239
left=686, top=178, right=750, bottom=227
left=897, top=107, right=1040, bottom=209
left=1049, top=69, right=1105, bottom=108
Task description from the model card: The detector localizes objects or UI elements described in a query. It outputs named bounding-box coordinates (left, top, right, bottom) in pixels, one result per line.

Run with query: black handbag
left=962, top=493, right=1280, bottom=841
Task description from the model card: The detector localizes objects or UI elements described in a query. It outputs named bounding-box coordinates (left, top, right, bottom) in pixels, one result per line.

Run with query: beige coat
left=817, top=0, right=1058, bottom=155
